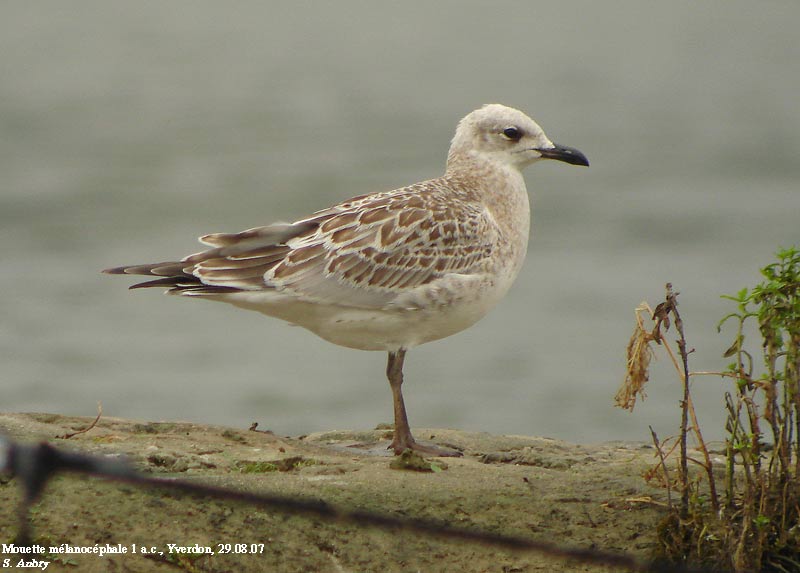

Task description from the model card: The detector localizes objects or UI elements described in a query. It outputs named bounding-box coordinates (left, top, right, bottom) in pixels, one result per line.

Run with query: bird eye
left=502, top=127, right=522, bottom=141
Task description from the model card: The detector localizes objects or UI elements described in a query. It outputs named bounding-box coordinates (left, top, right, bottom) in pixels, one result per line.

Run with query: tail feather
left=102, top=219, right=323, bottom=295
left=102, top=262, right=188, bottom=277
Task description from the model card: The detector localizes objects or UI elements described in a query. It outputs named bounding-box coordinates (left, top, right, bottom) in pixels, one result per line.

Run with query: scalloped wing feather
left=264, top=179, right=499, bottom=308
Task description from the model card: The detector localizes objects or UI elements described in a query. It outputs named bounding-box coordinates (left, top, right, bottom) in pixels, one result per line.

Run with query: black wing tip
left=128, top=276, right=185, bottom=290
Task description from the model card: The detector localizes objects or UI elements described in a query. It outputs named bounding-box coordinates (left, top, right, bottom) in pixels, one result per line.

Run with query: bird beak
left=536, top=143, right=589, bottom=167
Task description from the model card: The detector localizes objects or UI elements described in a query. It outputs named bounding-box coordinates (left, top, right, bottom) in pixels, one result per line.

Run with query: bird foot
left=389, top=437, right=463, bottom=458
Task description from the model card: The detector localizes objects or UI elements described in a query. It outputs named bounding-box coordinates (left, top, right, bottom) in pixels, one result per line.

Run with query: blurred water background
left=2, top=2, right=798, bottom=443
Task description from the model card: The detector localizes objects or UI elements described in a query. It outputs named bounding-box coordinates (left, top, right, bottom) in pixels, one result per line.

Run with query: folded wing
left=104, top=180, right=498, bottom=309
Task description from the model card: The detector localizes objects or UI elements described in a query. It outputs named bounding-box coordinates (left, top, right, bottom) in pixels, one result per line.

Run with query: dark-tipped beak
left=537, top=143, right=589, bottom=167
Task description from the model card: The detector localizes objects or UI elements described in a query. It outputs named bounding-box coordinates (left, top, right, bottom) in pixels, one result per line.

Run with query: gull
left=104, top=104, right=588, bottom=457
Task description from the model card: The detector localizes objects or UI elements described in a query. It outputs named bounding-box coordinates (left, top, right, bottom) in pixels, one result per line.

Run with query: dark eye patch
left=502, top=127, right=522, bottom=141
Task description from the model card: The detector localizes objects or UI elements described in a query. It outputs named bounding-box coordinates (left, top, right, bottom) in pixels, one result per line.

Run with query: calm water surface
left=2, top=2, right=798, bottom=443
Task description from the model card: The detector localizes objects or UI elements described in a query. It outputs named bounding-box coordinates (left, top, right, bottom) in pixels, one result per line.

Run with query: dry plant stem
left=57, top=402, right=102, bottom=439
left=724, top=393, right=739, bottom=510
left=686, top=371, right=738, bottom=379
left=664, top=338, right=719, bottom=511
left=649, top=426, right=672, bottom=508
left=662, top=284, right=691, bottom=518
left=794, top=333, right=800, bottom=475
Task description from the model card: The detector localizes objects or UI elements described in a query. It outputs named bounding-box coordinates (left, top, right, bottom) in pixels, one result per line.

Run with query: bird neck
left=445, top=150, right=523, bottom=189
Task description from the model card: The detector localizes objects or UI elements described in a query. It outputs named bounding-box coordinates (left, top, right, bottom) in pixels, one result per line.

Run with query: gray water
left=2, top=2, right=798, bottom=444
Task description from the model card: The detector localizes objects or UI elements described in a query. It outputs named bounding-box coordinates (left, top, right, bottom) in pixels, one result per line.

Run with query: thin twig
left=650, top=426, right=672, bottom=508
left=57, top=402, right=103, bottom=440
left=658, top=300, right=720, bottom=511
left=662, top=283, right=690, bottom=518
left=688, top=371, right=737, bottom=379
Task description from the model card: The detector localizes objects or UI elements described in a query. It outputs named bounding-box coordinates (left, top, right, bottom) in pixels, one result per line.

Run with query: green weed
left=618, top=247, right=800, bottom=572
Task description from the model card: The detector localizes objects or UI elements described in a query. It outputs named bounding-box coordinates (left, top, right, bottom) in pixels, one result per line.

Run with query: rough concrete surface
left=0, top=413, right=669, bottom=572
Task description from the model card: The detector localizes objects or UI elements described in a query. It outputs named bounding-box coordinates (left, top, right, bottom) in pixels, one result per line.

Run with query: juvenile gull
left=104, top=104, right=588, bottom=457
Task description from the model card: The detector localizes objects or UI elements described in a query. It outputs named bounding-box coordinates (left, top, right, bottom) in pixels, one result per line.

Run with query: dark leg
left=386, top=349, right=462, bottom=457
left=387, top=349, right=414, bottom=452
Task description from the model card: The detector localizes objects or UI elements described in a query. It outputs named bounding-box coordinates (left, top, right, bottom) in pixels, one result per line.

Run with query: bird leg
left=387, top=349, right=414, bottom=452
left=386, top=350, right=462, bottom=457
